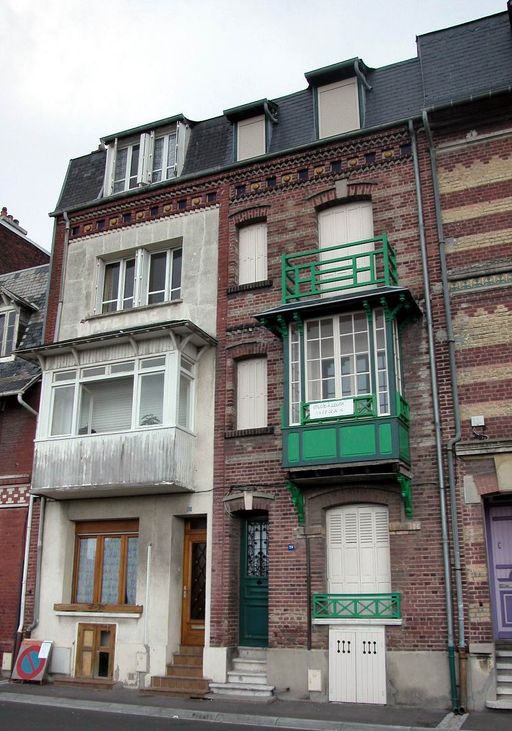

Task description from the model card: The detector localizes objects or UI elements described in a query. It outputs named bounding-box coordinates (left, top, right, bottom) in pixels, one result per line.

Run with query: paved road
left=0, top=700, right=277, bottom=731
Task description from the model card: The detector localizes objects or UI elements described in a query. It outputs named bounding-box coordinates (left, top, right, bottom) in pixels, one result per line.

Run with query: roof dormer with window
left=224, top=99, right=279, bottom=162
left=101, top=116, right=191, bottom=197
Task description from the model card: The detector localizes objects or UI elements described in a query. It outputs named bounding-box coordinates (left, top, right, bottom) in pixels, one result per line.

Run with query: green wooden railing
left=313, top=593, right=401, bottom=620
left=282, top=234, right=398, bottom=303
left=396, top=392, right=410, bottom=423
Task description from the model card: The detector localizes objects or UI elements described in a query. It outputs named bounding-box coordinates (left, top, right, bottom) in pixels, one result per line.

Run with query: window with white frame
left=99, top=246, right=182, bottom=314
left=104, top=124, right=185, bottom=196
left=317, top=77, right=360, bottom=139
left=152, top=132, right=177, bottom=182
left=0, top=308, right=17, bottom=357
left=238, top=223, right=267, bottom=285
left=237, top=115, right=266, bottom=161
left=236, top=357, right=267, bottom=430
left=289, top=308, right=399, bottom=424
left=47, top=353, right=194, bottom=437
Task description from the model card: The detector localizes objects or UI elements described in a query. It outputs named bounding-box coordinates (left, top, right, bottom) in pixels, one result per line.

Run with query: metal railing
left=312, top=593, right=401, bottom=620
left=282, top=234, right=398, bottom=303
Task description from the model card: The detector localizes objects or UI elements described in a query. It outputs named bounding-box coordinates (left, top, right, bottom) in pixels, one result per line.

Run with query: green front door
left=240, top=517, right=268, bottom=647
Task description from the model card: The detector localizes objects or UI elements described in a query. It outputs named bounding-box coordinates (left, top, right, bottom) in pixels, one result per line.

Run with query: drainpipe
left=422, top=110, right=466, bottom=710
left=54, top=211, right=71, bottom=341
left=17, top=392, right=38, bottom=417
left=26, top=496, right=46, bottom=633
left=17, top=495, right=35, bottom=638
left=408, top=119, right=459, bottom=712
left=138, top=542, right=152, bottom=689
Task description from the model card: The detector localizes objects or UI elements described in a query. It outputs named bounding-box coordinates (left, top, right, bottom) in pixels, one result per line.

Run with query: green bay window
left=289, top=307, right=400, bottom=426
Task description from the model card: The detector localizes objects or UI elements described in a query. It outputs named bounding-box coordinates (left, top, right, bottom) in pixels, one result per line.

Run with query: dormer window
left=152, top=132, right=177, bottom=182
left=237, top=115, right=266, bottom=161
left=0, top=308, right=17, bottom=358
left=113, top=143, right=140, bottom=193
left=317, top=77, right=360, bottom=138
left=102, top=119, right=188, bottom=197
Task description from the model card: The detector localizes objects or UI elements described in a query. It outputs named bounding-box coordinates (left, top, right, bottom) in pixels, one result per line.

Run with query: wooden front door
left=239, top=517, right=269, bottom=647
left=76, top=623, right=116, bottom=679
left=487, top=504, right=512, bottom=640
left=181, top=518, right=207, bottom=646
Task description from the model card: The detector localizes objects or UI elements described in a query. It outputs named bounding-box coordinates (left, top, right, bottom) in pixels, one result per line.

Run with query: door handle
left=183, top=585, right=188, bottom=598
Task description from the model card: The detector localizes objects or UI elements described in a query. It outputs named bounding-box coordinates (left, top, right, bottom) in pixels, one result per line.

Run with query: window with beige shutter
left=236, top=358, right=267, bottom=430
left=238, top=223, right=267, bottom=284
left=237, top=115, right=266, bottom=160
left=317, top=77, right=360, bottom=138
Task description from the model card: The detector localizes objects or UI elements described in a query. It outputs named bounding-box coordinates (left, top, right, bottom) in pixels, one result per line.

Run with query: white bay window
left=47, top=354, right=194, bottom=437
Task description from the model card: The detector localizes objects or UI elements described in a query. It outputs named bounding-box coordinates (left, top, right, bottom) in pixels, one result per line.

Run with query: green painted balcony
left=312, top=593, right=401, bottom=621
left=283, top=392, right=410, bottom=469
left=282, top=235, right=398, bottom=304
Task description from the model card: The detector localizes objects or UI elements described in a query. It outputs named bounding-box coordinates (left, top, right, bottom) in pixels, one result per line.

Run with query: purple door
left=488, top=505, right=512, bottom=640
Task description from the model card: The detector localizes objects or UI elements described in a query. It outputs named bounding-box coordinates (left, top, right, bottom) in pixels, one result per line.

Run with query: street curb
left=0, top=691, right=440, bottom=731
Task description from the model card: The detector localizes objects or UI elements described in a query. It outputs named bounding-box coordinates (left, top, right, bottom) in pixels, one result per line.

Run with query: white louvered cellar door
left=329, top=628, right=357, bottom=703
left=329, top=626, right=386, bottom=704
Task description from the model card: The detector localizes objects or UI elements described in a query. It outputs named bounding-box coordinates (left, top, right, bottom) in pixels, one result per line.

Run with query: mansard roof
left=0, top=263, right=49, bottom=396
left=52, top=10, right=512, bottom=216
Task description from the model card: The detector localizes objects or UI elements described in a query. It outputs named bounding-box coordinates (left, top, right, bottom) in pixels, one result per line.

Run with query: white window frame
left=44, top=352, right=194, bottom=439
left=0, top=307, right=18, bottom=359
left=96, top=245, right=182, bottom=314
left=236, top=357, right=267, bottom=430
left=236, top=115, right=266, bottom=161
left=151, top=132, right=177, bottom=183
left=238, top=222, right=267, bottom=285
left=289, top=309, right=392, bottom=425
left=112, top=141, right=142, bottom=193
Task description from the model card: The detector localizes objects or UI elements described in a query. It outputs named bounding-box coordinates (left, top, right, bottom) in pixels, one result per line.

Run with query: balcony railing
left=282, top=234, right=398, bottom=303
left=312, top=593, right=401, bottom=621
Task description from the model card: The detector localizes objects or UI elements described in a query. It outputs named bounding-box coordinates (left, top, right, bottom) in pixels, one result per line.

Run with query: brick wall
left=0, top=222, right=49, bottom=274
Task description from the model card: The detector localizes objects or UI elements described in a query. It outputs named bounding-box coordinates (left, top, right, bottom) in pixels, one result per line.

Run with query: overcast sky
left=0, top=0, right=506, bottom=252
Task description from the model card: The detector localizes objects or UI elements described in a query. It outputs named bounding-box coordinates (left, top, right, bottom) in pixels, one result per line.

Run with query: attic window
left=317, top=77, right=360, bottom=138
left=237, top=115, right=266, bottom=161
left=0, top=309, right=17, bottom=358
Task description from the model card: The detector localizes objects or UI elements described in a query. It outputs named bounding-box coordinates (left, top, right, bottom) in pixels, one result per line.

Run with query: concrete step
left=496, top=685, right=512, bottom=695
left=151, top=674, right=210, bottom=693
left=496, top=649, right=512, bottom=658
left=227, top=670, right=268, bottom=685
left=237, top=647, right=267, bottom=661
left=177, top=646, right=203, bottom=656
left=232, top=658, right=267, bottom=673
left=168, top=655, right=203, bottom=670
left=487, top=698, right=512, bottom=710
left=209, top=681, right=274, bottom=698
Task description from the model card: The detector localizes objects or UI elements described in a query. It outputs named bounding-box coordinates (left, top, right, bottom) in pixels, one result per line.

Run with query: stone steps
left=491, top=644, right=512, bottom=706
left=209, top=647, right=274, bottom=699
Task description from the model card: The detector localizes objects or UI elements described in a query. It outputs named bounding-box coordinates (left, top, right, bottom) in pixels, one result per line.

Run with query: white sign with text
left=308, top=398, right=354, bottom=420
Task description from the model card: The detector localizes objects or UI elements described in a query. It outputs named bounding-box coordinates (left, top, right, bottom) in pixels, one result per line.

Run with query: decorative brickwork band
left=0, top=484, right=30, bottom=507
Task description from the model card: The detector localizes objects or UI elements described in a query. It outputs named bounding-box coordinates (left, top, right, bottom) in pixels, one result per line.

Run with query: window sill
left=54, top=603, right=143, bottom=617
left=225, top=426, right=274, bottom=439
left=227, top=279, right=272, bottom=294
left=85, top=298, right=183, bottom=322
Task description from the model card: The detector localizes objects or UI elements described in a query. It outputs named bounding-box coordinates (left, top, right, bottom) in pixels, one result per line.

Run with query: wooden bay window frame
left=54, top=520, right=142, bottom=613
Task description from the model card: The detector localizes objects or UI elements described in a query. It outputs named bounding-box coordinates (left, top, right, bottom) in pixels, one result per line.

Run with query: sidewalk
left=0, top=679, right=509, bottom=731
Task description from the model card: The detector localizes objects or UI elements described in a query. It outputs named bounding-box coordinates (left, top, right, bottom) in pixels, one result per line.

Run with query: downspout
left=16, top=390, right=45, bottom=635
left=408, top=119, right=459, bottom=712
left=354, top=60, right=372, bottom=129
left=422, top=109, right=466, bottom=710
left=54, top=211, right=71, bottom=342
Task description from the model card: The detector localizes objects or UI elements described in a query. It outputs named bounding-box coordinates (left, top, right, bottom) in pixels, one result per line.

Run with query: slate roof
left=53, top=10, right=512, bottom=215
left=0, top=264, right=49, bottom=396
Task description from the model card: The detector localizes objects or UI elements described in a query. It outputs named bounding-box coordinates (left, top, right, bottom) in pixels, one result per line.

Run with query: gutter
left=422, top=109, right=466, bottom=709
left=53, top=211, right=71, bottom=342
left=408, top=119, right=460, bottom=712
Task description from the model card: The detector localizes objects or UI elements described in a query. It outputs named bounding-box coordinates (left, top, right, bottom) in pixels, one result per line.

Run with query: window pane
left=129, top=144, right=140, bottom=188
left=152, top=136, right=164, bottom=181
left=81, top=376, right=134, bottom=433
left=123, top=258, right=135, bottom=308
left=148, top=251, right=167, bottom=303
left=5, top=311, right=16, bottom=354
left=178, top=374, right=191, bottom=428
left=171, top=249, right=182, bottom=299
left=113, top=148, right=128, bottom=191
left=78, top=387, right=92, bottom=434
left=126, top=537, right=138, bottom=604
left=53, top=369, right=77, bottom=382
left=101, top=537, right=121, bottom=604
left=51, top=385, right=75, bottom=435
left=103, top=262, right=120, bottom=312
left=0, top=315, right=4, bottom=354
left=76, top=538, right=96, bottom=602
left=140, top=356, right=166, bottom=369
left=139, top=373, right=164, bottom=426
left=111, top=361, right=134, bottom=374
left=166, top=134, right=177, bottom=176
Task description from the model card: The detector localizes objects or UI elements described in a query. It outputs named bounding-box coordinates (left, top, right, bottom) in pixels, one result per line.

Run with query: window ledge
left=85, top=298, right=183, bottom=322
left=54, top=603, right=143, bottom=616
left=225, top=426, right=274, bottom=439
left=227, top=280, right=272, bottom=294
